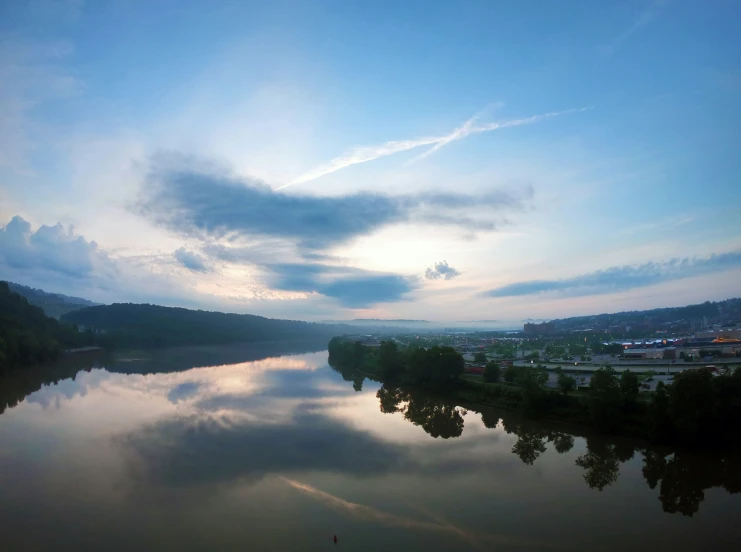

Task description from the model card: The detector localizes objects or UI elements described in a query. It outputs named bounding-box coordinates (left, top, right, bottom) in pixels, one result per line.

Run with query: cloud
left=138, top=155, right=531, bottom=252
left=425, top=260, right=462, bottom=281
left=173, top=247, right=209, bottom=273
left=267, top=263, right=416, bottom=308
left=124, top=412, right=411, bottom=487
left=167, top=382, right=202, bottom=404
left=278, top=108, right=589, bottom=189
left=0, top=215, right=116, bottom=281
left=484, top=251, right=741, bottom=298
left=602, top=0, right=669, bottom=56
left=0, top=215, right=222, bottom=308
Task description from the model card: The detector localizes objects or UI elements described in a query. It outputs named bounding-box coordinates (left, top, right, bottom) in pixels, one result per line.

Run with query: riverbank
left=329, top=337, right=741, bottom=449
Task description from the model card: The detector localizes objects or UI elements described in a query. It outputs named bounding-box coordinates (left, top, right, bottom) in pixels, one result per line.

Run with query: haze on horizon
left=1, top=0, right=740, bottom=322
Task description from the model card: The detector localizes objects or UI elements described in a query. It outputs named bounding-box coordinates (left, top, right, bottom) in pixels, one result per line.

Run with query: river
left=1, top=344, right=739, bottom=551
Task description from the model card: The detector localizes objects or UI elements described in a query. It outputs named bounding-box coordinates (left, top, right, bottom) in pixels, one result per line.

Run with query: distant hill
left=352, top=318, right=429, bottom=323
left=8, top=282, right=101, bottom=319
left=62, top=303, right=352, bottom=348
left=551, top=298, right=741, bottom=333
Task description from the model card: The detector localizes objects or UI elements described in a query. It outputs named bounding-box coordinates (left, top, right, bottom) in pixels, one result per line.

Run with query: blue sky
left=1, top=0, right=740, bottom=322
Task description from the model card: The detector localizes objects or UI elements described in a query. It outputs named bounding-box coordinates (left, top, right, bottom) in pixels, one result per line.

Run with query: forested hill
left=1, top=282, right=91, bottom=371
left=552, top=298, right=741, bottom=331
left=8, top=282, right=101, bottom=318
left=61, top=303, right=348, bottom=348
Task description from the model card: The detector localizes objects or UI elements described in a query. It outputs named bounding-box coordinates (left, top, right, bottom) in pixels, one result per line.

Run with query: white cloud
left=424, top=260, right=462, bottom=281
left=0, top=215, right=118, bottom=297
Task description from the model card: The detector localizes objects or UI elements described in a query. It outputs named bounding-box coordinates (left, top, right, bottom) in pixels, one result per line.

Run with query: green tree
left=647, top=381, right=671, bottom=441
left=518, top=368, right=549, bottom=417
left=587, top=367, right=623, bottom=431
left=620, top=370, right=640, bottom=401
left=0, top=281, right=90, bottom=372
left=407, top=346, right=464, bottom=389
left=473, top=351, right=487, bottom=363
left=668, top=369, right=715, bottom=443
left=378, top=340, right=404, bottom=379
left=483, top=361, right=500, bottom=383
left=503, top=364, right=519, bottom=384
left=558, top=373, right=576, bottom=393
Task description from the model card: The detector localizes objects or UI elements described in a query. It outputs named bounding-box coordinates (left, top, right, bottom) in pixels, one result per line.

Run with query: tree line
left=0, top=282, right=95, bottom=372
left=61, top=303, right=353, bottom=349
left=329, top=337, right=741, bottom=448
left=328, top=337, right=464, bottom=391
left=476, top=361, right=741, bottom=446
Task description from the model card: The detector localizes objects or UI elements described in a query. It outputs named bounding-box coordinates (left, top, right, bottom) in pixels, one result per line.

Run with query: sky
left=1, top=0, right=740, bottom=323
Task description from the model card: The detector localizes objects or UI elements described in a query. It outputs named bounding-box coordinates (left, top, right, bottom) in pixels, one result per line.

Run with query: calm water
left=1, top=344, right=740, bottom=552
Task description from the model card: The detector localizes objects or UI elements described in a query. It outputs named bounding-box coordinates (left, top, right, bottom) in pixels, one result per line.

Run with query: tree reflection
left=404, top=394, right=464, bottom=439
left=551, top=433, right=574, bottom=454
left=0, top=358, right=97, bottom=415
left=480, top=409, right=499, bottom=429
left=377, top=384, right=405, bottom=414
left=575, top=439, right=620, bottom=491
left=376, top=385, right=463, bottom=439
left=511, top=429, right=547, bottom=465
left=356, top=376, right=740, bottom=517
left=641, top=450, right=741, bottom=517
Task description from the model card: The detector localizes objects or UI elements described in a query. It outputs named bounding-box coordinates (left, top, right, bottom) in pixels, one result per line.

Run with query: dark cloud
left=267, top=262, right=416, bottom=308
left=167, top=382, right=202, bottom=404
left=484, top=251, right=741, bottom=298
left=424, top=260, right=461, bottom=281
left=173, top=247, right=209, bottom=273
left=138, top=156, right=530, bottom=251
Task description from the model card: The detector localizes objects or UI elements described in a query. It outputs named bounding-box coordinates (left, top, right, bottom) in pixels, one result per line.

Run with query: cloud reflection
left=281, top=477, right=573, bottom=550
left=124, top=412, right=411, bottom=487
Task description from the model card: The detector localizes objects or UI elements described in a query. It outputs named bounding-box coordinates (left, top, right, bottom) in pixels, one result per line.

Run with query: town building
left=622, top=348, right=664, bottom=360
left=523, top=322, right=555, bottom=336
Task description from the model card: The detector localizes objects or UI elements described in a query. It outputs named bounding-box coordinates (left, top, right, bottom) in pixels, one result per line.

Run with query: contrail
left=275, top=107, right=590, bottom=190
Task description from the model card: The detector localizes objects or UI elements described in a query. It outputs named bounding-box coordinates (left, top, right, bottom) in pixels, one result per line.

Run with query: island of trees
left=328, top=336, right=741, bottom=448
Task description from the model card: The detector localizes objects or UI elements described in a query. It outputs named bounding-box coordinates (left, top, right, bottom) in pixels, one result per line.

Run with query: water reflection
left=642, top=449, right=741, bottom=516
left=359, top=380, right=741, bottom=518
left=1, top=348, right=740, bottom=551
left=377, top=384, right=465, bottom=439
